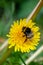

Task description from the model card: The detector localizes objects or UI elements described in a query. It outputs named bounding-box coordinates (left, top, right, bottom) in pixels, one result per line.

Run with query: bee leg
left=24, top=38, right=27, bottom=42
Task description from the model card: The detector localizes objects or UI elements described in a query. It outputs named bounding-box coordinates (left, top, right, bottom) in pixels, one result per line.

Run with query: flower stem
left=18, top=53, right=26, bottom=65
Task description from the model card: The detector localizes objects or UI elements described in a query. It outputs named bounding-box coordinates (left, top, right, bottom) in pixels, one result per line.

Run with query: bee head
left=22, top=27, right=31, bottom=35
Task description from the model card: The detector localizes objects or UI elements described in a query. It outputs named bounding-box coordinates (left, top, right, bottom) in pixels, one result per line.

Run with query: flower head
left=7, top=19, right=40, bottom=52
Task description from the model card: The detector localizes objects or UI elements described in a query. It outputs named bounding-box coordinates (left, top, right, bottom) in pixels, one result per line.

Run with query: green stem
left=18, top=53, right=26, bottom=65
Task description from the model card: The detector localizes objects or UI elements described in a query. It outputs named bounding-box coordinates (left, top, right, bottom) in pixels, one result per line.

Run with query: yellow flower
left=7, top=19, right=40, bottom=52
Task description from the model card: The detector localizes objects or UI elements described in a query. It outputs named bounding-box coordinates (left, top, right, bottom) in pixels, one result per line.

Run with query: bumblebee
left=22, top=27, right=33, bottom=42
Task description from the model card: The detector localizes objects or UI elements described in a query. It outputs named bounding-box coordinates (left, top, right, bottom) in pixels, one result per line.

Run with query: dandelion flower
left=7, top=19, right=40, bottom=52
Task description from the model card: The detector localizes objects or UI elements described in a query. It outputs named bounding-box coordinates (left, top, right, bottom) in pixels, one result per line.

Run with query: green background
left=0, top=0, right=43, bottom=65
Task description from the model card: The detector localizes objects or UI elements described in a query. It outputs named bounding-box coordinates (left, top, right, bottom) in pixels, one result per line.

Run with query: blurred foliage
left=0, top=0, right=43, bottom=65
left=29, top=61, right=43, bottom=65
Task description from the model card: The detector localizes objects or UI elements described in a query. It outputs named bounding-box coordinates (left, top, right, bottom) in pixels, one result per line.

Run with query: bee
left=22, top=27, right=34, bottom=42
